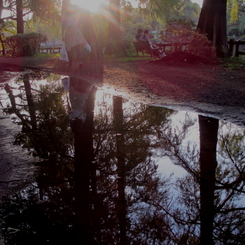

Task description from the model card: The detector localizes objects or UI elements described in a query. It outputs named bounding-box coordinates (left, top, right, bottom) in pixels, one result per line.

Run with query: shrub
left=187, top=31, right=217, bottom=61
left=160, top=22, right=217, bottom=62
left=160, top=22, right=194, bottom=46
left=5, top=33, right=47, bottom=57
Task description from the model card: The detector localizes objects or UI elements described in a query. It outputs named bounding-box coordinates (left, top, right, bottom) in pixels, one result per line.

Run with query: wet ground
left=0, top=56, right=245, bottom=127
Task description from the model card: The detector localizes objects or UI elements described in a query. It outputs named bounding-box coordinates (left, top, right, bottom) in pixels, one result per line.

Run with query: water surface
left=0, top=71, right=244, bottom=245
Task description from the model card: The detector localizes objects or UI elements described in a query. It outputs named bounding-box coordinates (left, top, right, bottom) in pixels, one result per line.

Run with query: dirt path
left=1, top=56, right=245, bottom=127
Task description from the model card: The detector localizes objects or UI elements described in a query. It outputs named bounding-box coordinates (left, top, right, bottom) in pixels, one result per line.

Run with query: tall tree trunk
left=197, top=0, right=228, bottom=57
left=61, top=0, right=69, bottom=39
left=4, top=84, right=30, bottom=127
left=198, top=115, right=219, bottom=245
left=16, top=0, right=24, bottom=34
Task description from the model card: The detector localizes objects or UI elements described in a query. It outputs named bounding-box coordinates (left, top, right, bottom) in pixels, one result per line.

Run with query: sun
left=70, top=0, right=107, bottom=13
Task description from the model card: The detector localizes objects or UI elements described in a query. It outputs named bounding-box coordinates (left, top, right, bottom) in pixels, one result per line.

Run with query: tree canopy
left=0, top=0, right=61, bottom=33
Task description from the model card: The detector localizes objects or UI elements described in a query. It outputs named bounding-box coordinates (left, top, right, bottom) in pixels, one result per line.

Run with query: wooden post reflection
left=113, top=96, right=127, bottom=245
left=199, top=115, right=219, bottom=245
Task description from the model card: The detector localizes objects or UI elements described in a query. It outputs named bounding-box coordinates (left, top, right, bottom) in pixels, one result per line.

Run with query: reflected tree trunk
left=198, top=115, right=219, bottom=245
left=4, top=84, right=31, bottom=128
left=113, top=96, right=127, bottom=245
left=71, top=83, right=97, bottom=244
left=16, top=0, right=24, bottom=34
left=23, top=75, right=37, bottom=130
left=0, top=0, right=3, bottom=19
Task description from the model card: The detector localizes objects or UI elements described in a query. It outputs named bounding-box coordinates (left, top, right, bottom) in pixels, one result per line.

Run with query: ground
left=2, top=54, right=244, bottom=125
left=0, top=54, right=244, bottom=198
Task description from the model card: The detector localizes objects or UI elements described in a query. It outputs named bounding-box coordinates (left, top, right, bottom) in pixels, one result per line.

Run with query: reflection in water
left=199, top=116, right=219, bottom=245
left=69, top=76, right=96, bottom=244
left=1, top=72, right=245, bottom=244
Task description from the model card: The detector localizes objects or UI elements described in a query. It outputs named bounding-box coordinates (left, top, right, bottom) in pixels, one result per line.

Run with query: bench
left=39, top=46, right=62, bottom=54
left=133, top=41, right=154, bottom=56
left=228, top=39, right=245, bottom=57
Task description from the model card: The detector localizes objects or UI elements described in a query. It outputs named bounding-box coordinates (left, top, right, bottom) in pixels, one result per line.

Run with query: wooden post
left=235, top=39, right=240, bottom=57
left=228, top=39, right=234, bottom=57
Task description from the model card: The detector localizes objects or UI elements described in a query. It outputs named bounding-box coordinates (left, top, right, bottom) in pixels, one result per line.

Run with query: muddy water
left=0, top=71, right=244, bottom=244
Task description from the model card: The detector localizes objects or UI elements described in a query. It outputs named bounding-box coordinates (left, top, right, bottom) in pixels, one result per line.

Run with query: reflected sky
left=0, top=72, right=245, bottom=245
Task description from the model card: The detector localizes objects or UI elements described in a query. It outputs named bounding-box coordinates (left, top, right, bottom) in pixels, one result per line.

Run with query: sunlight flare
left=70, top=0, right=107, bottom=12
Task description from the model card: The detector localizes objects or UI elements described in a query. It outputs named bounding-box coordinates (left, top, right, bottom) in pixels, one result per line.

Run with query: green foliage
left=137, top=0, right=182, bottom=21
left=239, top=14, right=245, bottom=34
left=227, top=0, right=245, bottom=37
left=230, top=0, right=239, bottom=23
left=5, top=32, right=47, bottom=57
left=28, top=0, right=61, bottom=22
left=160, top=19, right=196, bottom=44
left=180, top=1, right=201, bottom=25
left=220, top=56, right=245, bottom=69
left=119, top=2, right=201, bottom=57
left=0, top=20, right=17, bottom=55
left=1, top=0, right=61, bottom=39
left=25, top=18, right=62, bottom=41
left=136, top=0, right=200, bottom=24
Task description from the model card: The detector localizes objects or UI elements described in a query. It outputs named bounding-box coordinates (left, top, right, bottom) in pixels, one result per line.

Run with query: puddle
left=0, top=71, right=245, bottom=244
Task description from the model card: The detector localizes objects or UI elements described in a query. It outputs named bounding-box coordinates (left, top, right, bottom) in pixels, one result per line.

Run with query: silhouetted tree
left=197, top=0, right=228, bottom=57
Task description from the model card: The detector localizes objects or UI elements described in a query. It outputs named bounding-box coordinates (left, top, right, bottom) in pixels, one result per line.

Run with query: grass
left=34, top=53, right=60, bottom=58
left=220, top=56, right=245, bottom=70
left=34, top=52, right=154, bottom=62
left=115, top=56, right=155, bottom=62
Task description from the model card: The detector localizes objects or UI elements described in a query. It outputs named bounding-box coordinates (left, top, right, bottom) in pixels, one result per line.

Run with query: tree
left=158, top=113, right=245, bottom=244
left=1, top=0, right=61, bottom=34
left=197, top=0, right=228, bottom=57
left=137, top=0, right=185, bottom=21
left=227, top=0, right=245, bottom=37
left=16, top=0, right=23, bottom=33
left=0, top=0, right=3, bottom=19
left=0, top=0, right=15, bottom=19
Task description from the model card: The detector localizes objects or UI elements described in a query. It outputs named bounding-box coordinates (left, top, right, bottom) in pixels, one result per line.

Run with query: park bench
left=133, top=41, right=155, bottom=57
left=228, top=39, right=245, bottom=57
left=39, top=46, right=62, bottom=54
left=133, top=41, right=185, bottom=57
